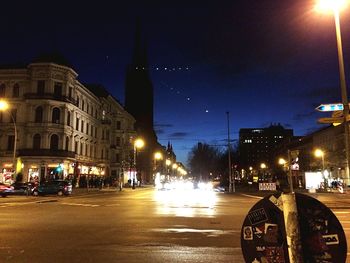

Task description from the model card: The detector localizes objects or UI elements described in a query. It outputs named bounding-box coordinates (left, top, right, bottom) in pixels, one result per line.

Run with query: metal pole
left=227, top=112, right=235, bottom=193
left=9, top=113, right=17, bottom=179
left=288, top=150, right=294, bottom=193
left=334, top=11, right=350, bottom=186
left=282, top=193, right=304, bottom=263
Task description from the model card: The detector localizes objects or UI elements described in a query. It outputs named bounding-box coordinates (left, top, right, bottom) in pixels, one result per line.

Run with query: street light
left=315, top=0, right=350, bottom=185
left=0, top=100, right=17, bottom=179
left=133, top=138, right=145, bottom=188
left=314, top=149, right=325, bottom=171
left=315, top=148, right=327, bottom=188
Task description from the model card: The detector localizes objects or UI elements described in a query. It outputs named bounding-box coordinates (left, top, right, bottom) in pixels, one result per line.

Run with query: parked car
left=34, top=180, right=72, bottom=196
left=11, top=182, right=36, bottom=195
left=0, top=183, right=14, bottom=197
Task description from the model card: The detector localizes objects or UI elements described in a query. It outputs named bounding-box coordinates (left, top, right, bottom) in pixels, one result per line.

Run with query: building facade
left=0, top=62, right=135, bottom=185
left=239, top=124, right=294, bottom=170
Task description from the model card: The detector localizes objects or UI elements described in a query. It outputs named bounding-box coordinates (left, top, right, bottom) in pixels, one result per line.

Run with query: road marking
left=105, top=203, right=120, bottom=207
left=240, top=194, right=263, bottom=199
left=61, top=202, right=99, bottom=207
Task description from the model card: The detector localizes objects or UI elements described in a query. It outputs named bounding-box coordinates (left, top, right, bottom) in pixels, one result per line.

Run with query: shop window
left=52, top=108, right=60, bottom=124
left=33, top=134, right=41, bottom=149
left=50, top=134, right=59, bottom=150
left=13, top=83, right=19, bottom=98
left=35, top=106, right=43, bottom=123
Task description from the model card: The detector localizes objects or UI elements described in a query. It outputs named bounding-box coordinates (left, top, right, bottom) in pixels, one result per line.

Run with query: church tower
left=124, top=21, right=158, bottom=183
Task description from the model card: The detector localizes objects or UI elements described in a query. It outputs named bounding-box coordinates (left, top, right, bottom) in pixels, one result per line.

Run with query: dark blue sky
left=2, top=0, right=350, bottom=163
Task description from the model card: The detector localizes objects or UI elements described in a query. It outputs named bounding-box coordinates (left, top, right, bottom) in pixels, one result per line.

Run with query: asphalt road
left=0, top=187, right=350, bottom=262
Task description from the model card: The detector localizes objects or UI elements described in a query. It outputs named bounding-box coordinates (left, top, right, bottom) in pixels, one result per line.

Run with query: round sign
left=241, top=192, right=347, bottom=263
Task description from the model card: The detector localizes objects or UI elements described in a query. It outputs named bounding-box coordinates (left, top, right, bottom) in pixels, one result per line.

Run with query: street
left=0, top=187, right=350, bottom=262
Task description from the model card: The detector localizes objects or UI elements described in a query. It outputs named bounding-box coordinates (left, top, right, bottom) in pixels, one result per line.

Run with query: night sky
left=2, top=0, right=350, bottom=163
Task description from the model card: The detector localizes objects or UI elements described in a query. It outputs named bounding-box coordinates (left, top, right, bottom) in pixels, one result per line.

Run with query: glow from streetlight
left=165, top=159, right=171, bottom=166
left=314, top=149, right=324, bottom=158
left=134, top=138, right=145, bottom=149
left=154, top=152, right=163, bottom=160
left=172, top=163, right=178, bottom=169
left=260, top=163, right=267, bottom=169
left=0, top=100, right=9, bottom=111
left=315, top=0, right=348, bottom=13
left=278, top=158, right=286, bottom=166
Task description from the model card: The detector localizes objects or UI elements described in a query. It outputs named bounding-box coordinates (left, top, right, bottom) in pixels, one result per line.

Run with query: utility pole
left=227, top=112, right=235, bottom=193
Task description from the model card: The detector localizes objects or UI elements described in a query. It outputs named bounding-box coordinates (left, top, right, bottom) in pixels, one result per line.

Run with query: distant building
left=0, top=58, right=135, bottom=185
left=239, top=124, right=294, bottom=170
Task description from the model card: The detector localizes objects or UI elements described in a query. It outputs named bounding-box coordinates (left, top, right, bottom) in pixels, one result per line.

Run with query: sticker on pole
left=241, top=192, right=347, bottom=263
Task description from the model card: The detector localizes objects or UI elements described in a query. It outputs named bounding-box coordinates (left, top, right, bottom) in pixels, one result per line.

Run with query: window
left=68, top=87, right=72, bottom=99
left=95, top=127, right=97, bottom=138
left=82, top=100, right=85, bottom=111
left=7, top=135, right=15, bottom=151
left=52, top=108, right=60, bottom=124
left=33, top=134, right=41, bottom=149
left=0, top=112, right=2, bottom=122
left=81, top=120, right=84, bottom=132
left=77, top=97, right=80, bottom=107
left=50, top=134, right=59, bottom=150
left=13, top=83, right=19, bottom=98
left=76, top=118, right=79, bottom=130
left=86, top=123, right=89, bottom=135
left=116, top=121, right=121, bottom=130
left=116, top=153, right=120, bottom=163
left=65, top=137, right=69, bottom=151
left=54, top=82, right=62, bottom=97
left=37, top=80, right=45, bottom=94
left=67, top=111, right=71, bottom=126
left=74, top=141, right=78, bottom=153
left=101, top=149, right=104, bottom=159
left=35, top=106, right=43, bottom=123
left=116, top=137, right=121, bottom=146
left=106, top=130, right=109, bottom=140
left=91, top=125, right=94, bottom=137
left=87, top=104, right=89, bottom=114
left=0, top=83, right=5, bottom=97
left=90, top=145, right=93, bottom=157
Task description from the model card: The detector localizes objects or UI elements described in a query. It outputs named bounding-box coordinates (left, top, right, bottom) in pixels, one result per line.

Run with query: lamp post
left=315, top=148, right=327, bottom=188
left=154, top=151, right=163, bottom=176
left=315, top=0, right=350, bottom=185
left=0, top=100, right=17, bottom=179
left=133, top=138, right=145, bottom=189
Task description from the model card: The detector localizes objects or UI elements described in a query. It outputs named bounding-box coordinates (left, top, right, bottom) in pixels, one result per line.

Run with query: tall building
left=0, top=58, right=136, bottom=185
left=239, top=124, right=294, bottom=170
left=124, top=23, right=158, bottom=183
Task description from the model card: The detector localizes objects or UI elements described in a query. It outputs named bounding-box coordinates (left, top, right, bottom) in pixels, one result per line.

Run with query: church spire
left=132, top=18, right=148, bottom=68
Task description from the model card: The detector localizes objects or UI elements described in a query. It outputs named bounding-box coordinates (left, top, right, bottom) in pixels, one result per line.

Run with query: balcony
left=18, top=149, right=76, bottom=158
left=24, top=93, right=77, bottom=105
